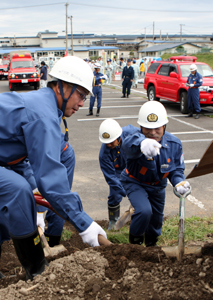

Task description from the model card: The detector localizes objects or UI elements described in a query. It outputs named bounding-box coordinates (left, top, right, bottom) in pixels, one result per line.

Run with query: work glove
left=37, top=212, right=46, bottom=232
left=140, top=138, right=162, bottom=159
left=175, top=181, right=191, bottom=195
left=79, top=221, right=107, bottom=247
left=189, top=84, right=194, bottom=88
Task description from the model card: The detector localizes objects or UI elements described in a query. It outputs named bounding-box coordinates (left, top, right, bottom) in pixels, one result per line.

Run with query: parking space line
left=169, top=116, right=213, bottom=133
left=185, top=159, right=199, bottom=164
left=171, top=130, right=213, bottom=135
left=181, top=139, right=212, bottom=142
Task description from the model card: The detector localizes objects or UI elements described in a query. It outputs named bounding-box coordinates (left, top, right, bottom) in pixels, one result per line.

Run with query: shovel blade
left=114, top=207, right=134, bottom=230
left=162, top=245, right=202, bottom=259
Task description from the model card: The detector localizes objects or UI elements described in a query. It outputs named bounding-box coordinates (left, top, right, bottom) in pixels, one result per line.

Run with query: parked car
left=0, top=58, right=9, bottom=80
left=8, top=53, right=40, bottom=91
left=144, top=55, right=213, bottom=113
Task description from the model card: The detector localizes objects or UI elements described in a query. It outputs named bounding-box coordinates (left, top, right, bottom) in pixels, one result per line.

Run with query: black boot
left=0, top=245, right=5, bottom=279
left=186, top=111, right=193, bottom=117
left=145, top=234, right=158, bottom=247
left=86, top=109, right=93, bottom=116
left=121, top=95, right=126, bottom=98
left=108, top=204, right=120, bottom=230
left=44, top=234, right=61, bottom=247
left=127, top=94, right=129, bottom=98
left=194, top=113, right=200, bottom=119
left=11, top=229, right=48, bottom=281
left=129, top=233, right=144, bottom=245
left=96, top=108, right=100, bottom=117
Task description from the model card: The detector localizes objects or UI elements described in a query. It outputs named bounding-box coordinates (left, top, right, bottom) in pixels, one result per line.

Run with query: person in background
left=119, top=57, right=126, bottom=80
left=40, top=61, right=48, bottom=88
left=121, top=59, right=134, bottom=98
left=86, top=63, right=108, bottom=117
left=111, top=56, right=118, bottom=80
left=49, top=57, right=54, bottom=72
left=120, top=101, right=190, bottom=246
left=105, top=59, right=113, bottom=84
left=132, top=60, right=140, bottom=88
left=140, top=60, right=145, bottom=78
left=98, top=119, right=137, bottom=230
left=186, top=64, right=203, bottom=119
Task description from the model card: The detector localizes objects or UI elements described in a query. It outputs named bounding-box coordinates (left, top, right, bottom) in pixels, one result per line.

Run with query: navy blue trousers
left=121, top=180, right=165, bottom=238
left=188, top=89, right=201, bottom=113
left=122, top=79, right=132, bottom=96
left=89, top=86, right=102, bottom=110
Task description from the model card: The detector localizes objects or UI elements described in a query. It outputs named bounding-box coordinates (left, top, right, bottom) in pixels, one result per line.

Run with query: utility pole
left=65, top=3, right=69, bottom=54
left=82, top=31, right=84, bottom=46
left=153, top=22, right=155, bottom=44
left=68, top=16, right=74, bottom=55
left=180, top=24, right=185, bottom=42
left=144, top=27, right=146, bottom=57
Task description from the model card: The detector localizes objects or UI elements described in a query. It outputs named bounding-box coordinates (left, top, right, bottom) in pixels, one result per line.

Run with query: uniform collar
left=160, top=134, right=170, bottom=148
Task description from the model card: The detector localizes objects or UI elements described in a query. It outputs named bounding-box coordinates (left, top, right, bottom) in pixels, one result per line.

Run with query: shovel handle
left=98, top=234, right=112, bottom=246
left=173, top=185, right=192, bottom=199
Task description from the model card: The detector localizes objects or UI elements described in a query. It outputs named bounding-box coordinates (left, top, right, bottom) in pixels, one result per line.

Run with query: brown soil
left=1, top=221, right=213, bottom=300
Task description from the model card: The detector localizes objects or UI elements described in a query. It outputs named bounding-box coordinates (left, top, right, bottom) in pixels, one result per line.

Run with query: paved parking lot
left=1, top=78, right=213, bottom=221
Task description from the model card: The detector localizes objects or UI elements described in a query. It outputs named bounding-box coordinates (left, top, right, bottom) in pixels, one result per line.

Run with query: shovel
left=114, top=205, right=135, bottom=230
left=37, top=226, right=67, bottom=258
left=162, top=184, right=202, bottom=261
left=34, top=194, right=112, bottom=246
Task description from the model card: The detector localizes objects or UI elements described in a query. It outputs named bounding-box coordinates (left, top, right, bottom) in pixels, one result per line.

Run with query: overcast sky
left=0, top=0, right=213, bottom=38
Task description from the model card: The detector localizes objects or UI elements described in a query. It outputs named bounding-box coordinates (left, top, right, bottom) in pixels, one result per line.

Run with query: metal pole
left=153, top=22, right=155, bottom=44
left=82, top=31, right=84, bottom=46
left=69, top=16, right=74, bottom=55
left=144, top=28, right=146, bottom=57
left=65, top=3, right=69, bottom=54
left=180, top=24, right=185, bottom=42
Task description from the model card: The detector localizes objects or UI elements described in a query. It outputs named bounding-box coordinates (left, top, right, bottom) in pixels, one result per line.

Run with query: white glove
left=79, top=221, right=107, bottom=247
left=140, top=139, right=162, bottom=159
left=189, top=84, right=194, bottom=87
left=37, top=212, right=46, bottom=232
left=175, top=181, right=191, bottom=195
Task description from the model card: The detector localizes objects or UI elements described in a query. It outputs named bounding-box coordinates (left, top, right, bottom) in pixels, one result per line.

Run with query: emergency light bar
left=170, top=56, right=197, bottom=62
left=12, top=53, right=32, bottom=59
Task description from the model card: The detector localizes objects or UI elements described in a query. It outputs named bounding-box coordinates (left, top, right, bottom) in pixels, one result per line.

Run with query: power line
left=0, top=2, right=213, bottom=13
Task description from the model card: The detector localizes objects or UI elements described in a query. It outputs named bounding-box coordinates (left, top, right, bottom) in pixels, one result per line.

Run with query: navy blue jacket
left=99, top=125, right=137, bottom=197
left=122, top=66, right=134, bottom=80
left=121, top=128, right=185, bottom=188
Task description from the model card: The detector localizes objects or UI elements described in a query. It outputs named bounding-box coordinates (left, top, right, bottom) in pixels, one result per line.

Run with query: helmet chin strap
left=58, top=80, right=77, bottom=141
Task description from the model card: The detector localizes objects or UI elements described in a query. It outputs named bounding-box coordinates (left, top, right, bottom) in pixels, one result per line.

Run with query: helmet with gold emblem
left=137, top=101, right=168, bottom=128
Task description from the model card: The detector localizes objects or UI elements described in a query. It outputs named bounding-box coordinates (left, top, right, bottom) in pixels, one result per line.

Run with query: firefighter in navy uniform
left=0, top=56, right=107, bottom=281
left=86, top=63, right=107, bottom=117
left=98, top=119, right=137, bottom=230
left=121, top=59, right=134, bottom=98
left=120, top=101, right=191, bottom=246
left=186, top=63, right=203, bottom=119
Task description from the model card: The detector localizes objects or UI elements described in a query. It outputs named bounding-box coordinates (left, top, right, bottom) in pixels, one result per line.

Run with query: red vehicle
left=144, top=56, right=213, bottom=113
left=0, top=58, right=9, bottom=80
left=8, top=53, right=40, bottom=91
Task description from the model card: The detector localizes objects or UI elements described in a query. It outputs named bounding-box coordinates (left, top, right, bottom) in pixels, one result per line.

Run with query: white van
left=38, top=56, right=61, bottom=67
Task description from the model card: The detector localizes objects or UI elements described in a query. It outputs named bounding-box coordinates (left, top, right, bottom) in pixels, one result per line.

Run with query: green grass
left=61, top=229, right=73, bottom=241
left=60, top=215, right=213, bottom=246
left=161, top=52, right=213, bottom=69
left=106, top=215, right=213, bottom=246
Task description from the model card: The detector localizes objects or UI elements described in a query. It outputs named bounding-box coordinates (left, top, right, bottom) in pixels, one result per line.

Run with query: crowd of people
left=0, top=54, right=199, bottom=281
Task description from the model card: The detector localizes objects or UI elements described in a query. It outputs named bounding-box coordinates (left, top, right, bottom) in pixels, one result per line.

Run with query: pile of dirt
left=1, top=221, right=213, bottom=300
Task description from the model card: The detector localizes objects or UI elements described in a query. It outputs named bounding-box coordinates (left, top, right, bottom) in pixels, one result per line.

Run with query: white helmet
left=99, top=119, right=122, bottom=143
left=49, top=56, right=94, bottom=94
left=137, top=101, right=168, bottom=128
left=94, top=63, right=101, bottom=69
left=189, top=64, right=197, bottom=72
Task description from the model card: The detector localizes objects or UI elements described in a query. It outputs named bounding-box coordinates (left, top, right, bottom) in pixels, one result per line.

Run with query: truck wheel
left=34, top=82, right=40, bottom=90
left=9, top=82, right=15, bottom=91
left=148, top=86, right=160, bottom=101
left=180, top=91, right=188, bottom=114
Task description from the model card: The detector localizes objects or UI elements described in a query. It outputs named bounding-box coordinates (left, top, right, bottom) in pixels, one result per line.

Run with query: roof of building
left=138, top=42, right=201, bottom=53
